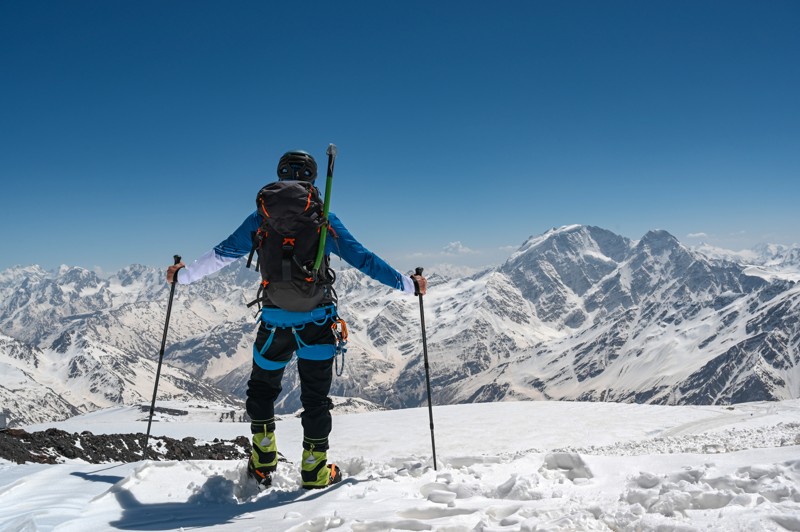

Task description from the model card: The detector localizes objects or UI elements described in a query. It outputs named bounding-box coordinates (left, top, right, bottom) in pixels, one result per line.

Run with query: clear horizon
left=2, top=222, right=797, bottom=278
left=2, top=1, right=798, bottom=273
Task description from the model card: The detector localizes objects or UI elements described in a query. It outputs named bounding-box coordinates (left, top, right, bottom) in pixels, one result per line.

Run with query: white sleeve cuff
left=401, top=275, right=416, bottom=294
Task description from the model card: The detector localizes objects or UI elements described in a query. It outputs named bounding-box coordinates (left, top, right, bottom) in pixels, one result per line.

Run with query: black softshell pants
left=246, top=316, right=336, bottom=451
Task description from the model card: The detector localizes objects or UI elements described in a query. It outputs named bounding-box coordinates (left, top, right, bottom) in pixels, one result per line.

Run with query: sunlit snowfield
left=2, top=398, right=799, bottom=531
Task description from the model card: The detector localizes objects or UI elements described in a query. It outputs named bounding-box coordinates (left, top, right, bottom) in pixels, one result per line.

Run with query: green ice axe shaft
left=313, top=144, right=337, bottom=273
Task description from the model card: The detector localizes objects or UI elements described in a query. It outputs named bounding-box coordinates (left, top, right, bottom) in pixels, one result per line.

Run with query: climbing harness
left=253, top=305, right=348, bottom=377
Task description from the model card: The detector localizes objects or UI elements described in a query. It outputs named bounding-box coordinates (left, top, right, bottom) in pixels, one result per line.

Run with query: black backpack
left=246, top=180, right=335, bottom=312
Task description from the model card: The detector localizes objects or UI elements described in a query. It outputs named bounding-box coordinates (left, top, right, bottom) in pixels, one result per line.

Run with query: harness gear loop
left=331, top=318, right=349, bottom=377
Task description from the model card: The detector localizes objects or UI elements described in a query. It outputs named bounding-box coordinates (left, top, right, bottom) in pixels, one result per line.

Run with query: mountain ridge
left=1, top=225, right=798, bottom=427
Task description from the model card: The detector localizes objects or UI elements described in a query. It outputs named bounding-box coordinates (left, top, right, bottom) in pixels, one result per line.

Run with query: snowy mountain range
left=1, top=225, right=798, bottom=427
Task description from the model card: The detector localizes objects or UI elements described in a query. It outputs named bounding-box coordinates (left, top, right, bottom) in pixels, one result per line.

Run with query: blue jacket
left=177, top=211, right=415, bottom=294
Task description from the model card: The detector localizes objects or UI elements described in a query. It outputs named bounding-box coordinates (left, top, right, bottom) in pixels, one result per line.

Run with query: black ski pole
left=143, top=254, right=181, bottom=459
left=415, top=267, right=437, bottom=470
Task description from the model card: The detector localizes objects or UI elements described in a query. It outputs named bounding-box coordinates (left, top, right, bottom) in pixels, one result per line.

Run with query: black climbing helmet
left=277, top=150, right=317, bottom=182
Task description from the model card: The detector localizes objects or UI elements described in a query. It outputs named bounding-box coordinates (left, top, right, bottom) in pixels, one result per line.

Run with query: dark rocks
left=0, top=427, right=250, bottom=464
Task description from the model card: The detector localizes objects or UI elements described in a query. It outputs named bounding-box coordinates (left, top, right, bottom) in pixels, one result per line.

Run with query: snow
left=693, top=243, right=800, bottom=283
left=2, top=399, right=799, bottom=531
left=744, top=265, right=800, bottom=283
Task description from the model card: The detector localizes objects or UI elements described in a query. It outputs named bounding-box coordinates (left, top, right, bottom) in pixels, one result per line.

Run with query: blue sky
left=1, top=1, right=798, bottom=274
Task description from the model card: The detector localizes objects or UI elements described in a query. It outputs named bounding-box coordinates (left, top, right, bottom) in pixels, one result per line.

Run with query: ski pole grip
left=413, top=267, right=424, bottom=296
left=170, top=255, right=183, bottom=285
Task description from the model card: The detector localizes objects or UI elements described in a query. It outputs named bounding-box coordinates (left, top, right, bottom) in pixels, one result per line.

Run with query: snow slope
left=2, top=399, right=799, bottom=531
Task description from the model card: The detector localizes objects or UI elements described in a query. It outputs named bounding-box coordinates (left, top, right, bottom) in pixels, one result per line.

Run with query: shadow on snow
left=104, top=474, right=359, bottom=530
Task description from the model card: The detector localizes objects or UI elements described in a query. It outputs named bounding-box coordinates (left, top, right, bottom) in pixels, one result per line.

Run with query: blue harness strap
left=258, top=305, right=337, bottom=327
left=297, top=343, right=336, bottom=360
left=253, top=325, right=283, bottom=370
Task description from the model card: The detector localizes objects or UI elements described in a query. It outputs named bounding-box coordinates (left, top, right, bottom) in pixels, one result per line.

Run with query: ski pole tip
left=327, top=144, right=338, bottom=157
